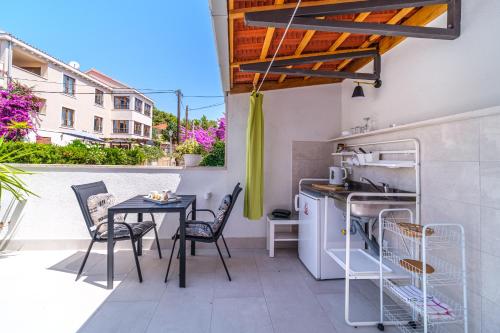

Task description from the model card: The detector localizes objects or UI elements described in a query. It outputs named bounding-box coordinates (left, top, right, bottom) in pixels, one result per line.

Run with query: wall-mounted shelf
left=362, top=161, right=415, bottom=168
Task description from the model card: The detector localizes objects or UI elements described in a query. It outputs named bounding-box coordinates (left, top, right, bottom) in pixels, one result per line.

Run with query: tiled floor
left=0, top=247, right=397, bottom=333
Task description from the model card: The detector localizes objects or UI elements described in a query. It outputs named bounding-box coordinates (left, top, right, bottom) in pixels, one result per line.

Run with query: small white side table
left=266, top=214, right=299, bottom=257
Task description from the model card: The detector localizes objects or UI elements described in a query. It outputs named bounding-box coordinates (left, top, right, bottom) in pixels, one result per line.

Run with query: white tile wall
left=337, top=113, right=500, bottom=333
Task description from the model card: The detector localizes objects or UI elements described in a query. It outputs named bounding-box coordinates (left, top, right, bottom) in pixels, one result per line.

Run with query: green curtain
left=244, top=91, right=264, bottom=220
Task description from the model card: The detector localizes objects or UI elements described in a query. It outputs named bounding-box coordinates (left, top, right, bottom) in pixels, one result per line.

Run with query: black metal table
left=107, top=194, right=197, bottom=289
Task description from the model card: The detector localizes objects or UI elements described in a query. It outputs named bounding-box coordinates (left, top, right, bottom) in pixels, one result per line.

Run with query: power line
left=183, top=95, right=224, bottom=98
left=189, top=102, right=225, bottom=111
left=29, top=90, right=177, bottom=95
left=12, top=77, right=224, bottom=98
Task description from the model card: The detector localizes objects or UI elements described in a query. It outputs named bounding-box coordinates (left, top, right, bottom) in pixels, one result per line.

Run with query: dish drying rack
left=377, top=209, right=468, bottom=333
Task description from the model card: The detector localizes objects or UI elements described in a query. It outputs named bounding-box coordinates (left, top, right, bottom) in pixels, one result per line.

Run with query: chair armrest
left=187, top=209, right=216, bottom=220
left=92, top=221, right=135, bottom=239
left=185, top=221, right=215, bottom=237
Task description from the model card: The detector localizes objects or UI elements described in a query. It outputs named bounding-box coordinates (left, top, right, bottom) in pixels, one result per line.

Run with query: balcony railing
left=113, top=128, right=129, bottom=134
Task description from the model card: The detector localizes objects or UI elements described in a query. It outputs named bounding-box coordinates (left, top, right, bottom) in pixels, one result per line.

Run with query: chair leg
left=131, top=237, right=143, bottom=283
left=153, top=226, right=162, bottom=259
left=76, top=239, right=95, bottom=281
left=165, top=236, right=178, bottom=283
left=221, top=234, right=231, bottom=258
left=215, top=241, right=231, bottom=281
left=137, top=238, right=143, bottom=256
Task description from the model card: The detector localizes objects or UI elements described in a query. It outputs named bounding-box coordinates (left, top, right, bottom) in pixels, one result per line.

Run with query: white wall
left=2, top=84, right=342, bottom=248
left=340, top=0, right=500, bottom=131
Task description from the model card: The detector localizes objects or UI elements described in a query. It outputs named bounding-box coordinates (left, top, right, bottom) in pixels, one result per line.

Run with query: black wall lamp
left=352, top=79, right=382, bottom=98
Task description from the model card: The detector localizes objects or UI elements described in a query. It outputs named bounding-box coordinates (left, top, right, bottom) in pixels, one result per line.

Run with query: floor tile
left=78, top=301, right=157, bottom=333
left=211, top=297, right=273, bottom=333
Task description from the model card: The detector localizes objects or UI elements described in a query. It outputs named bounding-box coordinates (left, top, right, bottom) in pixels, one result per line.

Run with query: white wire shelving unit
left=323, top=138, right=421, bottom=329
left=377, top=209, right=468, bottom=333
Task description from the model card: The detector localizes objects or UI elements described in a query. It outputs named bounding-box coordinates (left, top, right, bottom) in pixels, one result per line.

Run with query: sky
left=1, top=0, right=225, bottom=120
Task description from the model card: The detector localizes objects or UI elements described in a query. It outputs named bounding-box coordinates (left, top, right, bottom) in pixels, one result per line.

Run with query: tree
left=152, top=107, right=178, bottom=142
left=0, top=82, right=40, bottom=141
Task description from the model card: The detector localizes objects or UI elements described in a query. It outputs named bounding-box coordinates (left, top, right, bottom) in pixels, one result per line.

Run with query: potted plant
left=175, top=139, right=204, bottom=167
left=0, top=138, right=37, bottom=229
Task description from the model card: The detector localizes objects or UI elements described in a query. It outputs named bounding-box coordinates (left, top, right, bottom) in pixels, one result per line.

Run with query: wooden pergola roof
left=228, top=0, right=448, bottom=93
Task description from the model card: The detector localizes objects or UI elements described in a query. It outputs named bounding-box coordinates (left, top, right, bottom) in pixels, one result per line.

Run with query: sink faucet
left=360, top=177, right=390, bottom=193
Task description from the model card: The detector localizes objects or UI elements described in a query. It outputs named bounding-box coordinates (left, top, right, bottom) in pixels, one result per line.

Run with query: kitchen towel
left=389, top=284, right=455, bottom=321
left=244, top=91, right=264, bottom=220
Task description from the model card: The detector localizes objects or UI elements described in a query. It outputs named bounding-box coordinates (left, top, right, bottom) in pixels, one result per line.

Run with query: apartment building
left=0, top=31, right=153, bottom=146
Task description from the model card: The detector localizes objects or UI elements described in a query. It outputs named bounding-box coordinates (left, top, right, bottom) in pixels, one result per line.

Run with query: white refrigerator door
left=298, top=193, right=320, bottom=279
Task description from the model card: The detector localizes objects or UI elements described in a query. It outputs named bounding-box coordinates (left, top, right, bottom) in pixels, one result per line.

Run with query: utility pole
left=176, top=89, right=182, bottom=143
left=185, top=105, right=189, bottom=130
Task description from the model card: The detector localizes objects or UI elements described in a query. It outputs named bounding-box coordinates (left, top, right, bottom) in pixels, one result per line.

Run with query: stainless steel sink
left=333, top=194, right=415, bottom=218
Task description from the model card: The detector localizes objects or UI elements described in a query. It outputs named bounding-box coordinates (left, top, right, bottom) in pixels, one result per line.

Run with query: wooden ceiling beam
left=229, top=0, right=363, bottom=19
left=252, top=0, right=284, bottom=87
left=336, top=7, right=414, bottom=71
left=304, top=11, right=371, bottom=80
left=344, top=4, right=447, bottom=75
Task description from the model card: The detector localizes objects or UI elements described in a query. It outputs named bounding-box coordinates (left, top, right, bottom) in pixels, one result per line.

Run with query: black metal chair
left=71, top=181, right=162, bottom=283
left=165, top=183, right=243, bottom=283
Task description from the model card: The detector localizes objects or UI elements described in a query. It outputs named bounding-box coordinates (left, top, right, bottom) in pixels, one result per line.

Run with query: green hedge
left=199, top=141, right=225, bottom=167
left=2, top=140, right=164, bottom=165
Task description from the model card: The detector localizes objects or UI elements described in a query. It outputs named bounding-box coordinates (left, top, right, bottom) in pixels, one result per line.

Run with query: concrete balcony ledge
left=12, top=163, right=227, bottom=173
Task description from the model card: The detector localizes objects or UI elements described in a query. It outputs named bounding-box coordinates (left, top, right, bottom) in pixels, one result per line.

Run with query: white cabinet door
left=298, top=193, right=320, bottom=279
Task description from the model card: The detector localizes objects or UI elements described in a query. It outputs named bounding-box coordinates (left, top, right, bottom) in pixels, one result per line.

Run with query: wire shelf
left=382, top=219, right=463, bottom=249
left=383, top=305, right=464, bottom=333
left=379, top=214, right=467, bottom=333
left=383, top=279, right=465, bottom=324
left=383, top=249, right=463, bottom=285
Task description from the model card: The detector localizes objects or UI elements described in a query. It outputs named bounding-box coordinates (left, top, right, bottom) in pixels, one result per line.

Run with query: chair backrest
left=71, top=181, right=108, bottom=235
left=214, top=183, right=243, bottom=239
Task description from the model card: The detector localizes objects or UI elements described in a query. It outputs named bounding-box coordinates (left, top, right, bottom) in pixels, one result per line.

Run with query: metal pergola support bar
left=245, top=0, right=461, bottom=40
left=240, top=50, right=381, bottom=80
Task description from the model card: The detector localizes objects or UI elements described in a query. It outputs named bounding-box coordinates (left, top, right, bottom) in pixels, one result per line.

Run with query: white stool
left=266, top=214, right=299, bottom=257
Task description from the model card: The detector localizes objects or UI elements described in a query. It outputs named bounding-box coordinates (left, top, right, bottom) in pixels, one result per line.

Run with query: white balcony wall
left=4, top=83, right=342, bottom=248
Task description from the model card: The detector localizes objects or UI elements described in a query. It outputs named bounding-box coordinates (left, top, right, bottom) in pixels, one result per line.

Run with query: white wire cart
left=377, top=209, right=468, bottom=333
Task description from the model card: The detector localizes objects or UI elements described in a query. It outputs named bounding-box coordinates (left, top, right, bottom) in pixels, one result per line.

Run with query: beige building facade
left=0, top=31, right=153, bottom=146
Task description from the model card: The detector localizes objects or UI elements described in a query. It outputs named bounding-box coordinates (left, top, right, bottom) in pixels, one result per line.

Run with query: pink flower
left=0, top=82, right=38, bottom=141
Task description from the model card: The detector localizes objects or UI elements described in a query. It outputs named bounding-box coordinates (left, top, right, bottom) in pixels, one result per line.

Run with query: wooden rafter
left=252, top=0, right=284, bottom=87
left=336, top=7, right=414, bottom=71
left=277, top=30, right=316, bottom=83
left=229, top=0, right=235, bottom=88
left=304, top=11, right=371, bottom=80
left=344, top=4, right=447, bottom=75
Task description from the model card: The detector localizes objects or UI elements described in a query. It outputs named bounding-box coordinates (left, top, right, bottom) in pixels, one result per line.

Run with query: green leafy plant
left=175, top=139, right=204, bottom=157
left=0, top=137, right=37, bottom=200
left=0, top=140, right=163, bottom=166
left=199, top=141, right=225, bottom=167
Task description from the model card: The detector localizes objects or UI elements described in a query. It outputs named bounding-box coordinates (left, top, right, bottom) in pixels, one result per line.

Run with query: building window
left=114, top=96, right=130, bottom=109
left=113, top=120, right=129, bottom=133
left=34, top=98, right=47, bottom=115
left=61, top=107, right=75, bottom=127
left=63, top=75, right=75, bottom=95
left=134, top=122, right=142, bottom=135
left=144, top=103, right=151, bottom=117
left=94, top=116, right=103, bottom=133
left=95, top=89, right=104, bottom=106
left=143, top=125, right=151, bottom=137
left=134, top=98, right=143, bottom=113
